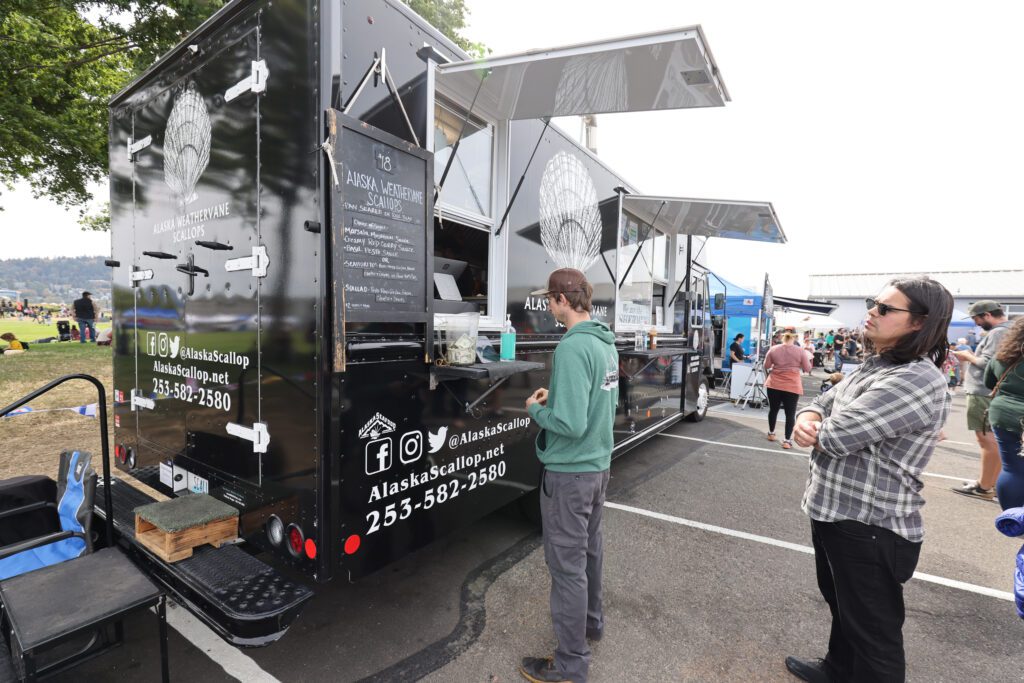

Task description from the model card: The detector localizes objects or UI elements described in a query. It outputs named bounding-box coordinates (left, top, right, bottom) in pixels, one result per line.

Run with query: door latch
left=226, top=422, right=270, bottom=454
left=127, top=135, right=152, bottom=160
left=176, top=254, right=209, bottom=296
left=130, top=389, right=155, bottom=411
left=130, top=268, right=154, bottom=288
left=225, top=245, right=269, bottom=277
left=224, top=60, right=270, bottom=102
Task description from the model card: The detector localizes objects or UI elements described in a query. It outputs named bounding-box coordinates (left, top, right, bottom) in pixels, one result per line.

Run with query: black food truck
left=104, top=0, right=786, bottom=645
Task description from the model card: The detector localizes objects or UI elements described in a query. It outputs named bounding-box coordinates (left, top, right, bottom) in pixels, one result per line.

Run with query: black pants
left=811, top=520, right=922, bottom=683
left=766, top=388, right=799, bottom=440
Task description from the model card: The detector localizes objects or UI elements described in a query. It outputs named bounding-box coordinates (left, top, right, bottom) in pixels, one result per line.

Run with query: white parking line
left=166, top=603, right=281, bottom=683
left=604, top=501, right=1015, bottom=603
left=657, top=433, right=970, bottom=483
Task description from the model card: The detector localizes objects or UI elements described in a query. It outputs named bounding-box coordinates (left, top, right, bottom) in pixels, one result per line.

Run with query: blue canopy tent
left=948, top=309, right=977, bottom=343
left=710, top=275, right=761, bottom=366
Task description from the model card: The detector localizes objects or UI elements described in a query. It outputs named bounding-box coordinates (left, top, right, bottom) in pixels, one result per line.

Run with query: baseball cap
left=966, top=300, right=1001, bottom=317
left=82, top=291, right=92, bottom=296
left=530, top=268, right=588, bottom=297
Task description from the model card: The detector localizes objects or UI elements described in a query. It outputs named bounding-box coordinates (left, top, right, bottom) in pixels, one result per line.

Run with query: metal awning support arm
left=343, top=48, right=421, bottom=147
left=667, top=276, right=687, bottom=308
left=437, top=375, right=511, bottom=418
left=494, top=117, right=551, bottom=237
left=434, top=71, right=490, bottom=202
left=598, top=251, right=615, bottom=284
left=617, top=199, right=664, bottom=289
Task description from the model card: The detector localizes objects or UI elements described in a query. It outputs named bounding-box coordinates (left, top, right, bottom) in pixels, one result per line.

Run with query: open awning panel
left=621, top=195, right=786, bottom=244
left=773, top=295, right=838, bottom=316
left=436, top=26, right=729, bottom=121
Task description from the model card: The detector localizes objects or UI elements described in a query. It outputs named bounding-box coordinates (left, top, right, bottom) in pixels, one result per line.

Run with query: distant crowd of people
left=0, top=297, right=105, bottom=323
left=0, top=292, right=109, bottom=354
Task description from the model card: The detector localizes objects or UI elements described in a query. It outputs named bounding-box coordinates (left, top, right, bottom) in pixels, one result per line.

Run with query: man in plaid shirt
left=785, top=277, right=953, bottom=683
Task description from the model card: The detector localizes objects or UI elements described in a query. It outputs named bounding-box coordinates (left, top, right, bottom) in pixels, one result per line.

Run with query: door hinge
left=226, top=422, right=270, bottom=454
left=224, top=60, right=270, bottom=102
left=127, top=135, right=152, bottom=160
left=225, top=245, right=269, bottom=277
left=130, top=268, right=154, bottom=287
left=130, top=389, right=155, bottom=411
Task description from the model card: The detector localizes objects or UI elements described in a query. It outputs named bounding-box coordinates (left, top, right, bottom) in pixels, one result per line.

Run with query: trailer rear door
left=127, top=22, right=267, bottom=485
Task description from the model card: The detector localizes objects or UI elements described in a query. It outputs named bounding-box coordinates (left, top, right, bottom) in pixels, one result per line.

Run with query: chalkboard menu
left=334, top=115, right=433, bottom=323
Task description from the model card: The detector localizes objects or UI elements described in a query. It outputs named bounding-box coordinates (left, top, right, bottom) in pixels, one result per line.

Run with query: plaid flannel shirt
left=798, top=355, right=951, bottom=542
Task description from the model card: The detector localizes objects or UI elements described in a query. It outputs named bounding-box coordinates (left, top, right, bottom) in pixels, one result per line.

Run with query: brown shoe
left=519, top=656, right=569, bottom=683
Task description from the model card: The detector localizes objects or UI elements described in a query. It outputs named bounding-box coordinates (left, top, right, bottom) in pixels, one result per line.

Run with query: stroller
left=819, top=372, right=845, bottom=397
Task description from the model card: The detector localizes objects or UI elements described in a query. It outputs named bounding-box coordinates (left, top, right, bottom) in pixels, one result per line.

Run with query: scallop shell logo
left=164, top=85, right=211, bottom=206
left=538, top=151, right=602, bottom=272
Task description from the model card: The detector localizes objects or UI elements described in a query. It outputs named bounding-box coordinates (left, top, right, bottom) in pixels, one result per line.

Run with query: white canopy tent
left=773, top=311, right=846, bottom=331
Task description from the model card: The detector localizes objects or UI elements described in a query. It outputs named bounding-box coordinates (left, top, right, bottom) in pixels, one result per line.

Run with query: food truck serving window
left=430, top=96, right=505, bottom=329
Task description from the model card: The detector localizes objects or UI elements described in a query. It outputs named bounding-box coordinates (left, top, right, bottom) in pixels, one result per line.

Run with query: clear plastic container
left=444, top=312, right=480, bottom=366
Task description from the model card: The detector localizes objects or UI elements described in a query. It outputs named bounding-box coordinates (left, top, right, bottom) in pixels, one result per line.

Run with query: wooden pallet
left=135, top=512, right=238, bottom=563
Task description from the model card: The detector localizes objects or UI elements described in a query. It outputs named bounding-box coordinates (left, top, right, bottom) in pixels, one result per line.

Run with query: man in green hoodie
left=519, top=268, right=619, bottom=683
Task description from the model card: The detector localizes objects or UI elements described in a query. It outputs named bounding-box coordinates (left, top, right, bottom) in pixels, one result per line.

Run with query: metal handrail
left=0, top=374, right=114, bottom=547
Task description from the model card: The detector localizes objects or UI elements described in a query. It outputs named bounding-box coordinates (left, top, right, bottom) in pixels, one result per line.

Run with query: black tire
left=685, top=379, right=710, bottom=422
left=517, top=488, right=542, bottom=527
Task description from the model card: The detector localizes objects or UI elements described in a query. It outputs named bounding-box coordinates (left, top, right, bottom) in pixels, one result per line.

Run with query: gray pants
left=540, top=468, right=609, bottom=683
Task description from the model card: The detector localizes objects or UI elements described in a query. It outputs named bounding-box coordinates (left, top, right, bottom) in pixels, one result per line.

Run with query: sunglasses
left=865, top=298, right=927, bottom=317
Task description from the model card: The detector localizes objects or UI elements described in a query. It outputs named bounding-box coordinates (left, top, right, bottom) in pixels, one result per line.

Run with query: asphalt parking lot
left=44, top=377, right=1024, bottom=682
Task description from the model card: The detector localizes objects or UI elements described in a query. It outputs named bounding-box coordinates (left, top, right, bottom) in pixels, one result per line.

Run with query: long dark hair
left=996, top=317, right=1024, bottom=366
left=862, top=277, right=953, bottom=367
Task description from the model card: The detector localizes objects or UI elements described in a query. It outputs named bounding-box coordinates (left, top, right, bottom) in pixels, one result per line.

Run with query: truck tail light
left=286, top=524, right=304, bottom=558
left=343, top=534, right=361, bottom=555
left=114, top=444, right=126, bottom=463
left=304, top=538, right=317, bottom=560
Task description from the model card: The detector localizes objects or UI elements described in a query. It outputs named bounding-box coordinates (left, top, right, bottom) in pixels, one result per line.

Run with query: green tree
left=0, top=0, right=483, bottom=228
left=0, top=1, right=228, bottom=216
left=403, top=0, right=487, bottom=58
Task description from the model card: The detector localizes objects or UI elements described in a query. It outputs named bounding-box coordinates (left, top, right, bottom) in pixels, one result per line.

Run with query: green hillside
left=0, top=256, right=111, bottom=305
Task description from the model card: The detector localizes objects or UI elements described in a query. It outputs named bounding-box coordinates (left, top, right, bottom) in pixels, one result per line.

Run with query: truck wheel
left=686, top=379, right=710, bottom=422
left=517, top=489, right=542, bottom=527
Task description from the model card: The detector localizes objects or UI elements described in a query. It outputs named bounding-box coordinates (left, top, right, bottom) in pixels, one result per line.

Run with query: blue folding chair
left=0, top=451, right=95, bottom=581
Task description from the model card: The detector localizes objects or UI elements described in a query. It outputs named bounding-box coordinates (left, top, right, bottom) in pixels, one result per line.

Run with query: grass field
left=0, top=341, right=114, bottom=481
left=0, top=318, right=112, bottom=347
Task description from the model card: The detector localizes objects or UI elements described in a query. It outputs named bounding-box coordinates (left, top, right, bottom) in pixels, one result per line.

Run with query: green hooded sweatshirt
left=528, top=320, right=619, bottom=472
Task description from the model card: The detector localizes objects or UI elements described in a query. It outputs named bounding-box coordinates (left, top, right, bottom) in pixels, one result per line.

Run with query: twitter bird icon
left=428, top=427, right=448, bottom=454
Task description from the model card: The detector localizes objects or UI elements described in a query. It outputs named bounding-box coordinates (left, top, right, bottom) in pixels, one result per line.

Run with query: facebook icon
left=365, top=437, right=393, bottom=475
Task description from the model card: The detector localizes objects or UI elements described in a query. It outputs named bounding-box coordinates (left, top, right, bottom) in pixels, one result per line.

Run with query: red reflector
left=114, top=445, right=126, bottom=463
left=304, top=538, right=317, bottom=560
left=343, top=534, right=361, bottom=555
left=288, top=526, right=303, bottom=557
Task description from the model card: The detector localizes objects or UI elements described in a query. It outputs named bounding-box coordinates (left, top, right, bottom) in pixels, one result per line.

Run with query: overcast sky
left=3, top=1, right=1022, bottom=297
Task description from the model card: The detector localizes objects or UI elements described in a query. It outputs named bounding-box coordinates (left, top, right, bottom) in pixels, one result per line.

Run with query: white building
left=808, top=270, right=1024, bottom=329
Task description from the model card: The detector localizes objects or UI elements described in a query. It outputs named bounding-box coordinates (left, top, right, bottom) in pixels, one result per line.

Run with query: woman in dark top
left=729, top=334, right=746, bottom=363
left=985, top=317, right=1024, bottom=510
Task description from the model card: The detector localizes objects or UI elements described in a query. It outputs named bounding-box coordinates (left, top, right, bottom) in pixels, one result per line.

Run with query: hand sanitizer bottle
left=500, top=314, right=516, bottom=361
